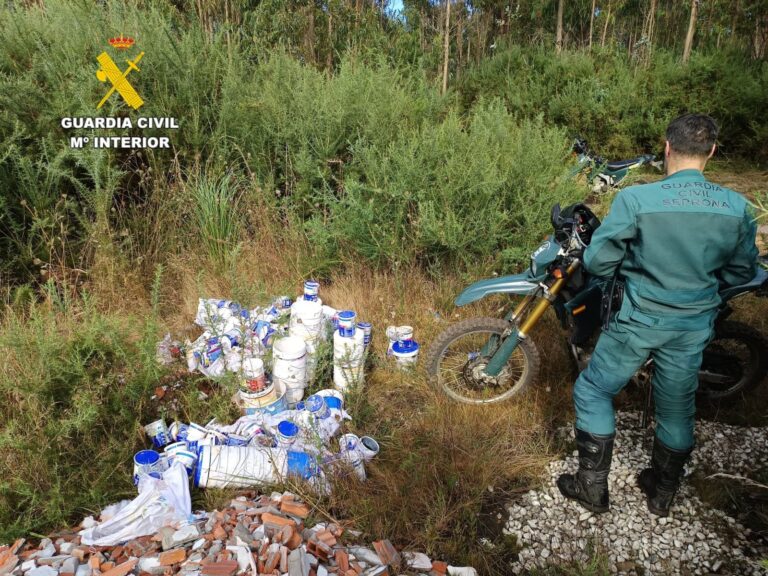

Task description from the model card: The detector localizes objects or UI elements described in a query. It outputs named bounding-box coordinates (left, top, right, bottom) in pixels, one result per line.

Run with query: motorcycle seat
left=605, top=156, right=647, bottom=171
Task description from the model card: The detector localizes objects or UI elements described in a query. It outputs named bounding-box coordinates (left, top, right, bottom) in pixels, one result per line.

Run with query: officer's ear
left=665, top=141, right=671, bottom=157
left=707, top=144, right=716, bottom=159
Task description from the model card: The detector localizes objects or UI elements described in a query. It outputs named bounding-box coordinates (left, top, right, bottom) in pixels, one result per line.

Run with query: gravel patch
left=504, top=411, right=768, bottom=575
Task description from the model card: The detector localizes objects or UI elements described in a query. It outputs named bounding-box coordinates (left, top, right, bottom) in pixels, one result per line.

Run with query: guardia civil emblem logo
left=96, top=35, right=145, bottom=110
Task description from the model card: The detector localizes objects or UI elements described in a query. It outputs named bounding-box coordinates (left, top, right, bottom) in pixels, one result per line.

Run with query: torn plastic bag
left=79, top=461, right=192, bottom=546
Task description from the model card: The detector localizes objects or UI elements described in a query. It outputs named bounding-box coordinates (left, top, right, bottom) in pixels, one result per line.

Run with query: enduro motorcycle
left=426, top=203, right=768, bottom=405
left=572, top=138, right=663, bottom=194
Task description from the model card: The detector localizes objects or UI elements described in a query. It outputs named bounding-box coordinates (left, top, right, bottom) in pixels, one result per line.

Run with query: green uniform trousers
left=573, top=315, right=712, bottom=451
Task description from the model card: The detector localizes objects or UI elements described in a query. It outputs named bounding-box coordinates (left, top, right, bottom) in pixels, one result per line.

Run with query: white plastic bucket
left=359, top=436, right=380, bottom=461
left=173, top=450, right=198, bottom=476
left=333, top=328, right=365, bottom=391
left=357, top=322, right=372, bottom=347
left=164, top=441, right=188, bottom=457
left=239, top=386, right=279, bottom=408
left=333, top=364, right=364, bottom=391
left=272, top=337, right=308, bottom=400
left=240, top=389, right=287, bottom=416
left=290, top=299, right=324, bottom=342
left=144, top=419, right=169, bottom=449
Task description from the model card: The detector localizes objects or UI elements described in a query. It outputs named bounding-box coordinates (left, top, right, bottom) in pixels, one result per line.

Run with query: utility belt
left=601, top=276, right=716, bottom=332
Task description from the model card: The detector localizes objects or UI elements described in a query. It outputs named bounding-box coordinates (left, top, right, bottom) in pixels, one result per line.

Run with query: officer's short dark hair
left=665, top=113, right=718, bottom=157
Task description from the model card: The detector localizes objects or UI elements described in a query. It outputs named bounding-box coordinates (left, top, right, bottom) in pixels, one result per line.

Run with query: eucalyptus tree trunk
left=442, top=0, right=451, bottom=94
left=588, top=0, right=596, bottom=49
left=556, top=0, right=565, bottom=53
left=682, top=0, right=698, bottom=63
left=601, top=0, right=612, bottom=47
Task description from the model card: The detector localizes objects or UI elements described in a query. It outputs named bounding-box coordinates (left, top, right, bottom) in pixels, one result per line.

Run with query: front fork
left=484, top=261, right=581, bottom=377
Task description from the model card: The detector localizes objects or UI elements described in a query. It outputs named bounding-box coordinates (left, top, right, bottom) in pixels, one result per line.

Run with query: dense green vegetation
left=1, top=0, right=767, bottom=290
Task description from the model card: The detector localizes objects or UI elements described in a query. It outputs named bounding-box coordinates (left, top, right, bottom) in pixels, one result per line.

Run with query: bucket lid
left=134, top=450, right=160, bottom=465
left=338, top=310, right=356, bottom=323
left=305, top=394, right=326, bottom=414
left=274, top=336, right=308, bottom=358
left=392, top=340, right=419, bottom=355
left=277, top=420, right=299, bottom=438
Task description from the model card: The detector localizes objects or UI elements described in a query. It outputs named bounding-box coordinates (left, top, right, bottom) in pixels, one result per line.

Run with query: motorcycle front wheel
left=697, top=321, right=768, bottom=400
left=426, top=317, right=540, bottom=404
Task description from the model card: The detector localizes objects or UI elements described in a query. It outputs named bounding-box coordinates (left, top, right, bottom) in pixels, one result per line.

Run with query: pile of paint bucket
left=179, top=279, right=374, bottom=415
left=138, top=390, right=380, bottom=491
left=386, top=325, right=420, bottom=368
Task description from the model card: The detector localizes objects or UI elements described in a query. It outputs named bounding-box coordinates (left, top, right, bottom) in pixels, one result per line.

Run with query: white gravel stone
left=503, top=411, right=768, bottom=574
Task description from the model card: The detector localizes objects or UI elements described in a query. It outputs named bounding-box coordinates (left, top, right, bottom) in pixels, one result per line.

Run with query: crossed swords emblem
left=96, top=51, right=145, bottom=110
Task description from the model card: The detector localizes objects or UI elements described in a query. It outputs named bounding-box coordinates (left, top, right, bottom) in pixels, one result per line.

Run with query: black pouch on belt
left=601, top=272, right=625, bottom=331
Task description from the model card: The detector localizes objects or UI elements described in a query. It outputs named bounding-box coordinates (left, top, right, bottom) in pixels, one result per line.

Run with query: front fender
left=455, top=273, right=538, bottom=306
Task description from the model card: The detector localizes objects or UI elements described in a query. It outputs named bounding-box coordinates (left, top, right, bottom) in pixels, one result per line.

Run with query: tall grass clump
left=188, top=175, right=243, bottom=266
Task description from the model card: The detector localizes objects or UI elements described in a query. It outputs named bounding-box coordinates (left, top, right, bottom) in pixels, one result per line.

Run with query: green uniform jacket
left=584, top=169, right=758, bottom=329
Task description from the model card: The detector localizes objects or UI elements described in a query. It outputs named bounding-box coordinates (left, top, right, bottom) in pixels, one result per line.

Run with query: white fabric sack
left=79, top=461, right=191, bottom=546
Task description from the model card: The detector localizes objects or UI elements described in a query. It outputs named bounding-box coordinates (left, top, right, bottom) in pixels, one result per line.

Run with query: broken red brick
left=261, top=513, right=297, bottom=530
left=286, top=529, right=302, bottom=550
left=100, top=562, right=116, bottom=572
left=279, top=501, right=310, bottom=519
left=158, top=548, right=186, bottom=566
left=0, top=555, right=18, bottom=576
left=373, top=540, right=401, bottom=568
left=317, top=530, right=337, bottom=547
left=430, top=560, right=448, bottom=576
left=212, top=524, right=227, bottom=541
left=201, top=560, right=238, bottom=576
left=335, top=550, right=349, bottom=572
left=100, top=558, right=138, bottom=576
left=263, top=547, right=280, bottom=573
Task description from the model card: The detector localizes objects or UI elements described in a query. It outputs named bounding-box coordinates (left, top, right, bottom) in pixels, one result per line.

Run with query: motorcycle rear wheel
left=426, top=317, right=540, bottom=404
left=697, top=321, right=768, bottom=400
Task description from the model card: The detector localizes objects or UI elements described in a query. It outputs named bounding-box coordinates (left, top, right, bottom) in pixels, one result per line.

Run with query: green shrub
left=0, top=292, right=160, bottom=539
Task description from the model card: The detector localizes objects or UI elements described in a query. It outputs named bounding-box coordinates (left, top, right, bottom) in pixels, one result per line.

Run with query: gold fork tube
left=518, top=261, right=580, bottom=336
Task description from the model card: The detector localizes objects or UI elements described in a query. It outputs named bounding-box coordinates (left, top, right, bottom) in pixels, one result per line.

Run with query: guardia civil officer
left=557, top=114, right=759, bottom=516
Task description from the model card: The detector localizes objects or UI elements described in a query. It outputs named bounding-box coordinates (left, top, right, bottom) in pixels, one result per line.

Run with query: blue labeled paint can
left=133, top=449, right=160, bottom=485
left=337, top=310, right=357, bottom=337
left=303, top=280, right=320, bottom=302
left=277, top=420, right=299, bottom=447
left=357, top=322, right=372, bottom=346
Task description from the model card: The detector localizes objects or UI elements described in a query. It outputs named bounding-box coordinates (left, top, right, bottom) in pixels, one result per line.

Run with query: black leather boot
left=638, top=436, right=692, bottom=517
left=557, top=428, right=615, bottom=514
